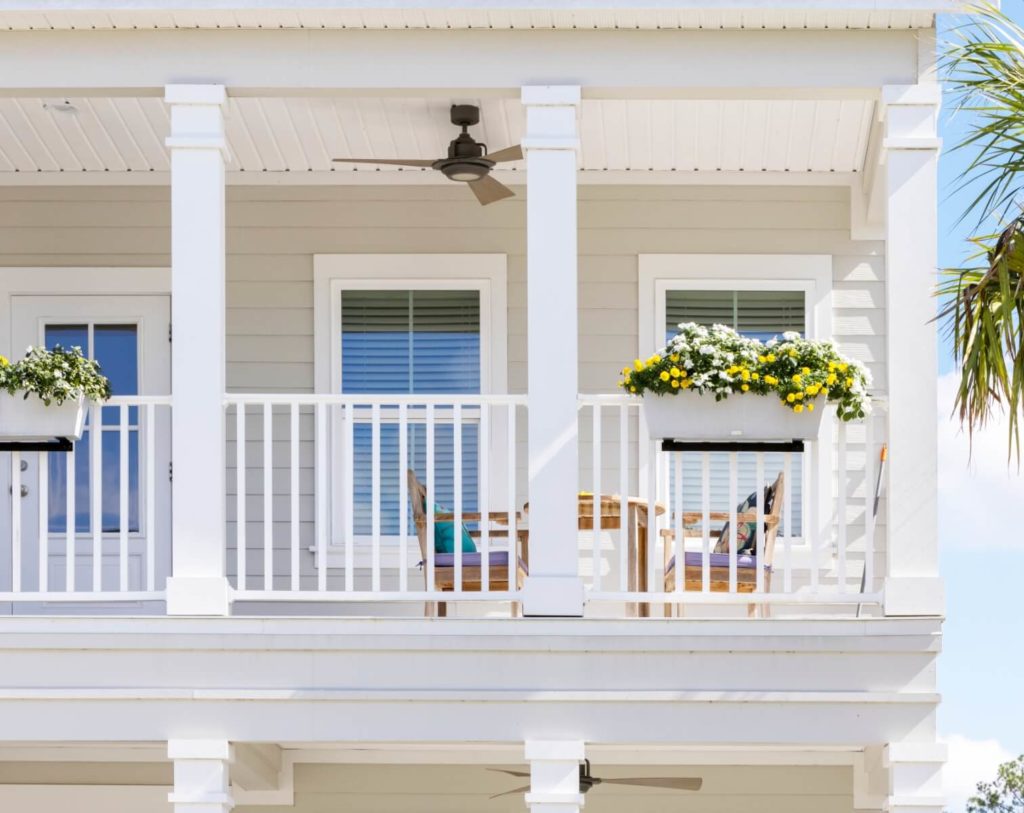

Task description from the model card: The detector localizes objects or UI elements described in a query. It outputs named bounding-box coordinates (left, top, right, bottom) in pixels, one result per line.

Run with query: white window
left=639, top=254, right=834, bottom=547
left=313, top=255, right=507, bottom=549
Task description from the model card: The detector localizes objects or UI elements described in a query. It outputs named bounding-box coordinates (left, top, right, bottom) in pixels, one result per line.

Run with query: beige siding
left=0, top=183, right=886, bottom=605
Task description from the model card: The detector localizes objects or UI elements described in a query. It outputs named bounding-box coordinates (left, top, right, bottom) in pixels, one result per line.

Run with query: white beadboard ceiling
left=0, top=7, right=939, bottom=31
left=0, top=96, right=875, bottom=176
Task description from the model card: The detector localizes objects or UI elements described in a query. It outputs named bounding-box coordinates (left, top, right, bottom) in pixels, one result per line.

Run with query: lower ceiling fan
left=332, top=104, right=522, bottom=206
left=488, top=760, right=703, bottom=799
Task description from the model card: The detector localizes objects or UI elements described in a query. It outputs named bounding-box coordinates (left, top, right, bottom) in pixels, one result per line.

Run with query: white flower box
left=0, top=392, right=87, bottom=442
left=642, top=390, right=827, bottom=442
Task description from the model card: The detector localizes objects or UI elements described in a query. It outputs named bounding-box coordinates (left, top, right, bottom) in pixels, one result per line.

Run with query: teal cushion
left=433, top=504, right=477, bottom=554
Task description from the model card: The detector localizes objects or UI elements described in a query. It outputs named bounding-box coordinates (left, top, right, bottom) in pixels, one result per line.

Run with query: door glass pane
left=665, top=290, right=805, bottom=535
left=46, top=323, right=140, bottom=534
left=342, top=290, right=481, bottom=537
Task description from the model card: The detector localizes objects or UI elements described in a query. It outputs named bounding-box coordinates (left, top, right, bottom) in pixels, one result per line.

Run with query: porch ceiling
left=0, top=95, right=875, bottom=177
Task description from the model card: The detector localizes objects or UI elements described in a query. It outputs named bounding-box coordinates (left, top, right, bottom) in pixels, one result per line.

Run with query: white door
left=2, top=295, right=171, bottom=611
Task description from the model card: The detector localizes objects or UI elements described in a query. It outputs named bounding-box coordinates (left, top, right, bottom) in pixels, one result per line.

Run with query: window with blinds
left=341, top=290, right=481, bottom=537
left=665, top=288, right=805, bottom=535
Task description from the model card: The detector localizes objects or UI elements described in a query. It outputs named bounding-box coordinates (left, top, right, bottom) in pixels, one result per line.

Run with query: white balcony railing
left=1, top=396, right=171, bottom=603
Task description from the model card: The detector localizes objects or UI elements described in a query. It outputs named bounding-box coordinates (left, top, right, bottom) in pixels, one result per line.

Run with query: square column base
left=883, top=577, right=944, bottom=617
left=166, top=577, right=232, bottom=616
left=522, top=575, right=584, bottom=617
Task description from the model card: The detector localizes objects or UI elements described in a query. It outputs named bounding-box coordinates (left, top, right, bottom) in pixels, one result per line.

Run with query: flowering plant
left=0, top=346, right=112, bottom=406
left=620, top=323, right=872, bottom=421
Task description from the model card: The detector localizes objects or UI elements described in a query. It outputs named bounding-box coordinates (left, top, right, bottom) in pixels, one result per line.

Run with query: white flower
left=782, top=331, right=801, bottom=341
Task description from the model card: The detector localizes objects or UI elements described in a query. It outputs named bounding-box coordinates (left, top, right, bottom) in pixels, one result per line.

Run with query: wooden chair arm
left=417, top=511, right=523, bottom=525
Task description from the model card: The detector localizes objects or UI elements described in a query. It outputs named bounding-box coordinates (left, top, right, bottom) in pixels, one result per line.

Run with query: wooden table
left=523, top=494, right=666, bottom=617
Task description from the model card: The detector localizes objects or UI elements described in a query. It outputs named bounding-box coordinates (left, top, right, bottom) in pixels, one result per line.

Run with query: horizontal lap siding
left=0, top=184, right=885, bottom=598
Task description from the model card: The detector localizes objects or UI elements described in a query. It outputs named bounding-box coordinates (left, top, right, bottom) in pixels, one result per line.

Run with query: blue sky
left=935, top=6, right=1024, bottom=808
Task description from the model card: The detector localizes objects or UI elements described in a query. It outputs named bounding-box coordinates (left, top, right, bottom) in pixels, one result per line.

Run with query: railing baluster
left=728, top=451, right=738, bottom=593
left=343, top=402, right=355, bottom=592
left=479, top=402, right=490, bottom=593
left=591, top=404, right=602, bottom=592
left=119, top=403, right=129, bottom=592
left=38, top=450, right=48, bottom=594
left=65, top=444, right=75, bottom=592
left=371, top=403, right=381, bottom=593
left=755, top=453, right=765, bottom=595
left=90, top=404, right=102, bottom=592
left=425, top=404, right=435, bottom=598
left=783, top=451, right=793, bottom=594
left=290, top=402, right=300, bottom=592
left=235, top=403, right=246, bottom=593
left=618, top=404, right=629, bottom=594
left=809, top=439, right=820, bottom=593
left=453, top=403, right=463, bottom=594
left=701, top=452, right=710, bottom=593
left=146, top=403, right=156, bottom=593
left=11, top=452, right=21, bottom=593
left=673, top=451, right=683, bottom=594
left=263, top=402, right=273, bottom=591
left=837, top=420, right=848, bottom=593
left=506, top=403, right=517, bottom=594
left=398, top=403, right=409, bottom=593
left=863, top=411, right=875, bottom=595
left=316, top=402, right=328, bottom=593
left=646, top=437, right=657, bottom=608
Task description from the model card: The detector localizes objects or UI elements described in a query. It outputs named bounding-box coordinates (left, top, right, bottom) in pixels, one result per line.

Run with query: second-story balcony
left=1, top=391, right=886, bottom=618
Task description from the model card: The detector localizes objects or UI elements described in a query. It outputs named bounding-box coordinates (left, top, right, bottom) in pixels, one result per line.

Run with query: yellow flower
left=670, top=353, right=680, bottom=363
left=634, top=359, right=644, bottom=372
left=788, top=350, right=798, bottom=358
left=794, top=404, right=804, bottom=413
left=679, top=369, right=688, bottom=379
left=751, top=372, right=760, bottom=381
left=621, top=366, right=630, bottom=376
left=0, top=355, right=7, bottom=367
left=764, top=375, right=777, bottom=385
left=794, top=392, right=804, bottom=400
left=826, top=373, right=838, bottom=386
left=786, top=393, right=796, bottom=403
left=671, top=379, right=680, bottom=389
left=807, top=403, right=815, bottom=412
left=801, top=367, right=811, bottom=376
left=767, top=353, right=776, bottom=362
left=659, top=371, right=671, bottom=382
left=820, top=388, right=829, bottom=398
left=806, top=384, right=819, bottom=395
left=670, top=367, right=681, bottom=378
left=758, top=355, right=767, bottom=363
left=629, top=385, right=637, bottom=393
left=648, top=354, right=660, bottom=365
left=741, top=384, right=750, bottom=392
left=839, top=363, right=849, bottom=373
left=845, top=377, right=854, bottom=388
left=792, top=374, right=802, bottom=384
left=682, top=380, right=693, bottom=389
left=741, top=370, right=750, bottom=381
left=828, top=362, right=838, bottom=371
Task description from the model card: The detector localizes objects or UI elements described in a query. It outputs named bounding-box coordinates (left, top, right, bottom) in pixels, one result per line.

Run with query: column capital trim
left=522, top=136, right=580, bottom=153
left=168, top=739, right=233, bottom=761
left=165, top=83, right=227, bottom=107
left=525, top=740, right=585, bottom=761
left=884, top=742, right=948, bottom=765
left=882, top=84, right=942, bottom=109
left=522, top=85, right=581, bottom=107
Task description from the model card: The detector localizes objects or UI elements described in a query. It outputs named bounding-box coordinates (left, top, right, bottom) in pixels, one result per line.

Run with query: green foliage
left=619, top=322, right=871, bottom=421
left=941, top=3, right=1024, bottom=461
left=0, top=345, right=112, bottom=406
left=967, top=754, right=1024, bottom=813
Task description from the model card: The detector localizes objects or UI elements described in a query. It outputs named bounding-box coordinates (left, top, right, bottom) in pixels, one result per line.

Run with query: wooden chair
left=660, top=472, right=784, bottom=618
left=407, top=469, right=528, bottom=617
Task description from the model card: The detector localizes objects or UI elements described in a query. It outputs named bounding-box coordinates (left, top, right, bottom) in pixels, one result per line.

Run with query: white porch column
left=525, top=740, right=585, bottom=813
left=883, top=742, right=946, bottom=813
left=164, top=84, right=232, bottom=616
left=881, top=84, right=944, bottom=617
left=168, top=740, right=234, bottom=813
left=520, top=85, right=585, bottom=617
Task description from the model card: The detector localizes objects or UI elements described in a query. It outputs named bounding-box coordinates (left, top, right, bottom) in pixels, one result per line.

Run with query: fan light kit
left=332, top=104, right=523, bottom=205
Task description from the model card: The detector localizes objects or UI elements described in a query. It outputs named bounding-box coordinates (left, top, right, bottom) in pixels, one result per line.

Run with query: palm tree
left=940, top=2, right=1024, bottom=460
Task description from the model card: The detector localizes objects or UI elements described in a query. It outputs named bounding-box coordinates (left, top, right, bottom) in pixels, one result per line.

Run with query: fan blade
left=332, top=158, right=436, bottom=167
left=486, top=144, right=524, bottom=163
left=468, top=174, right=515, bottom=205
left=489, top=785, right=531, bottom=800
left=601, top=777, right=703, bottom=792
left=488, top=769, right=531, bottom=778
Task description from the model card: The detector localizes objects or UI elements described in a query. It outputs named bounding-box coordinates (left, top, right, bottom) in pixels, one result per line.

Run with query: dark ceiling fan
left=332, top=104, right=522, bottom=206
left=488, top=760, right=703, bottom=799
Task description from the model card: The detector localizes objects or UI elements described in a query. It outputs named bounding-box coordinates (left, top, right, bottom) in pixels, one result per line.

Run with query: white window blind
left=665, top=289, right=805, bottom=535
left=341, top=290, right=481, bottom=536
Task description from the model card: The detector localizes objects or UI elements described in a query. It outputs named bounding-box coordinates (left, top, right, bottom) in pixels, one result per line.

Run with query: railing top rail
left=105, top=395, right=172, bottom=406
left=223, top=393, right=528, bottom=406
left=577, top=393, right=636, bottom=406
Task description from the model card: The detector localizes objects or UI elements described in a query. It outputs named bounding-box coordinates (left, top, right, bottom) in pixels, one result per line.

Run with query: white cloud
left=942, top=734, right=1014, bottom=812
left=937, top=372, right=1024, bottom=550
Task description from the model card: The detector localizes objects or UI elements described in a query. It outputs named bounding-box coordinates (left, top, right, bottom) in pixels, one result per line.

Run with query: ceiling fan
left=332, top=104, right=522, bottom=206
left=488, top=760, right=703, bottom=799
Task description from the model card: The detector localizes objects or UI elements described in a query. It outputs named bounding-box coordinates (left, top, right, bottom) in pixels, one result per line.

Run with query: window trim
left=638, top=254, right=834, bottom=560
left=313, top=255, right=508, bottom=565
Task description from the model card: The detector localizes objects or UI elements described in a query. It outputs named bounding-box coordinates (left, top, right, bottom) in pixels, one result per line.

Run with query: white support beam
left=168, top=739, right=234, bottom=813
left=230, top=744, right=282, bottom=792
left=880, top=83, right=943, bottom=617
left=526, top=740, right=585, bottom=813
left=883, top=741, right=946, bottom=813
left=520, top=85, right=585, bottom=617
left=164, top=83, right=232, bottom=616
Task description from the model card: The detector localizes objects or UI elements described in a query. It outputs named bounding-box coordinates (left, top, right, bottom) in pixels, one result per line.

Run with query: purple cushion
left=665, top=551, right=767, bottom=572
left=427, top=551, right=528, bottom=574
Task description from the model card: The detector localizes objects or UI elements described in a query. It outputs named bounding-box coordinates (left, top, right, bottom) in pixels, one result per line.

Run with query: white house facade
left=0, top=2, right=949, bottom=812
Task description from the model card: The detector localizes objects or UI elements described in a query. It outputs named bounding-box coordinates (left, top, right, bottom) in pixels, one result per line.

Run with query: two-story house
left=0, top=2, right=949, bottom=812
